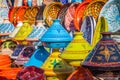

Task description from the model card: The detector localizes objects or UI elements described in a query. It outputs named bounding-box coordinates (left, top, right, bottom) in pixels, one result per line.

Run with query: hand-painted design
left=51, top=59, right=61, bottom=68
left=60, top=0, right=68, bottom=4
left=99, top=1, right=120, bottom=32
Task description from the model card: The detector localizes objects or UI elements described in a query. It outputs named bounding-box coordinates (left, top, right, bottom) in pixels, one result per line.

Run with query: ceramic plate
left=43, top=2, right=63, bottom=26
left=99, top=0, right=120, bottom=32
left=74, top=0, right=91, bottom=31
left=64, top=2, right=80, bottom=31
left=83, top=0, right=107, bottom=21
left=80, top=16, right=95, bottom=45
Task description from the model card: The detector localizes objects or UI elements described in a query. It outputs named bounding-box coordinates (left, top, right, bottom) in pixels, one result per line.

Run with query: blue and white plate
left=99, top=0, right=120, bottom=32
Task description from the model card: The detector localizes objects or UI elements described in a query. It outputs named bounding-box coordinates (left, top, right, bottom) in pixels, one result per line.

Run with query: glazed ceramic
left=17, top=66, right=45, bottom=80
left=60, top=0, right=68, bottom=4
left=67, top=67, right=93, bottom=80
left=36, top=5, right=45, bottom=20
left=92, top=17, right=108, bottom=48
left=24, top=46, right=50, bottom=68
left=27, top=0, right=32, bottom=6
left=74, top=0, right=91, bottom=31
left=82, top=32, right=120, bottom=71
left=14, top=21, right=33, bottom=40
left=15, top=46, right=35, bottom=65
left=26, top=20, right=47, bottom=41
left=64, top=2, right=80, bottom=31
left=0, top=0, right=9, bottom=19
left=80, top=16, right=96, bottom=45
left=43, top=2, right=63, bottom=26
left=57, top=3, right=71, bottom=26
left=9, top=21, right=23, bottom=38
left=40, top=19, right=72, bottom=48
left=37, top=0, right=43, bottom=6
left=99, top=0, right=120, bottom=32
left=11, top=44, right=25, bottom=59
left=59, top=32, right=92, bottom=66
left=0, top=40, right=17, bottom=55
left=41, top=49, right=74, bottom=80
left=0, top=22, right=14, bottom=34
left=83, top=0, right=107, bottom=21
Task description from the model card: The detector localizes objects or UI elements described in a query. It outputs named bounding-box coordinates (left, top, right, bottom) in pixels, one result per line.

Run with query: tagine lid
left=41, top=49, right=74, bottom=76
left=82, top=32, right=120, bottom=71
left=40, top=19, right=72, bottom=42
left=59, top=32, right=92, bottom=60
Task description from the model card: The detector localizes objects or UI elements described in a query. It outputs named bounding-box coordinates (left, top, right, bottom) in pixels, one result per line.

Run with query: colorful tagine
left=17, top=66, right=45, bottom=80
left=82, top=32, right=120, bottom=71
left=80, top=16, right=96, bottom=45
left=15, top=46, right=35, bottom=66
left=0, top=40, right=17, bottom=55
left=67, top=67, right=93, bottom=80
left=40, top=19, right=72, bottom=48
left=92, top=16, right=108, bottom=48
left=41, top=49, right=74, bottom=80
left=59, top=32, right=91, bottom=66
left=26, top=20, right=47, bottom=41
left=24, top=45, right=50, bottom=67
left=14, top=21, right=33, bottom=40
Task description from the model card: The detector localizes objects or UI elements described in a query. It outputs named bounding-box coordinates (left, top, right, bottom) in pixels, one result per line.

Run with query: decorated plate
left=99, top=0, right=120, bottom=32
left=64, top=2, right=80, bottom=31
left=80, top=16, right=95, bottom=45
left=57, top=3, right=71, bottom=26
left=43, top=2, right=63, bottom=26
left=74, top=0, right=91, bottom=31
left=83, top=0, right=107, bottom=21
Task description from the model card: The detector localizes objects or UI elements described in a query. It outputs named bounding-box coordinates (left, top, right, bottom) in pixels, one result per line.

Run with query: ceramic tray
left=83, top=0, right=107, bottom=21
left=43, top=2, right=63, bottom=26
left=99, top=0, right=120, bottom=32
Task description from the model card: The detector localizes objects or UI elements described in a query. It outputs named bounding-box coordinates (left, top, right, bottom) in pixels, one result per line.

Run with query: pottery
left=24, top=45, right=50, bottom=67
left=92, top=16, right=108, bottom=48
left=41, top=49, right=74, bottom=80
left=9, top=21, right=23, bottom=38
left=83, top=0, right=107, bottom=21
left=17, top=66, right=45, bottom=80
left=67, top=67, right=93, bottom=80
left=40, top=19, right=72, bottom=48
left=43, top=2, right=63, bottom=26
left=59, top=32, right=92, bottom=66
left=0, top=40, right=17, bottom=55
left=80, top=16, right=96, bottom=45
left=26, top=20, right=47, bottom=41
left=14, top=21, right=33, bottom=40
left=74, top=0, right=91, bottom=31
left=0, top=0, right=9, bottom=20
left=99, top=0, right=120, bottom=32
left=36, top=5, right=45, bottom=20
left=59, top=0, right=68, bottom=4
left=82, top=32, right=120, bottom=71
left=27, top=0, right=32, bottom=6
left=57, top=3, right=71, bottom=27
left=64, top=2, right=80, bottom=31
left=15, top=46, right=35, bottom=65
left=10, top=44, right=25, bottom=59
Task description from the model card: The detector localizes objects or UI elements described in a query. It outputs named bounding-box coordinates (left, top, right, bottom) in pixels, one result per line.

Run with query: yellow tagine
left=14, top=21, right=33, bottom=40
left=59, top=32, right=92, bottom=66
left=41, top=49, right=74, bottom=80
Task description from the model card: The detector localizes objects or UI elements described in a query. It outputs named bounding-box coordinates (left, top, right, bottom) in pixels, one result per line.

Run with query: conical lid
left=82, top=32, right=120, bottom=71
left=14, top=21, right=33, bottom=40
left=41, top=49, right=74, bottom=76
left=92, top=16, right=108, bottom=48
left=41, top=19, right=72, bottom=42
left=59, top=32, right=92, bottom=66
left=67, top=67, right=93, bottom=80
